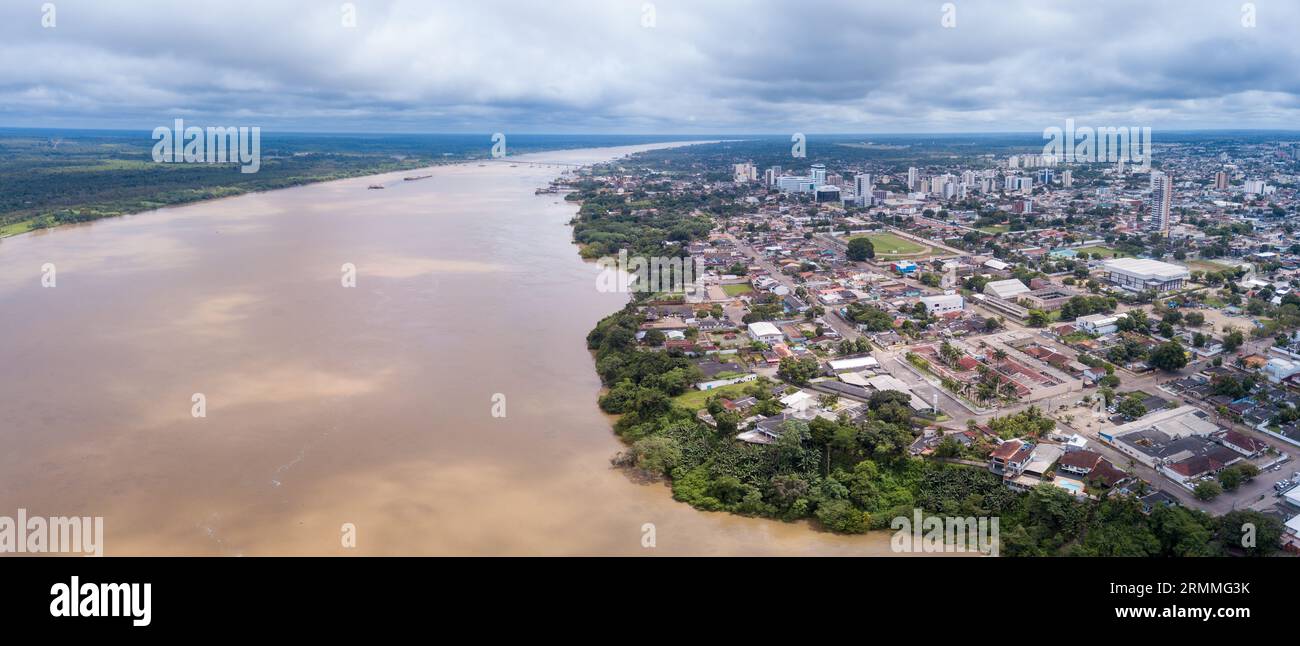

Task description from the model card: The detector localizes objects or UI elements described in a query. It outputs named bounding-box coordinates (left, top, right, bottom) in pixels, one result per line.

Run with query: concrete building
left=810, top=164, right=827, bottom=185
left=920, top=293, right=964, bottom=316
left=747, top=321, right=784, bottom=345
left=1076, top=313, right=1119, bottom=335
left=814, top=185, right=841, bottom=203
left=1146, top=171, right=1172, bottom=234
left=983, top=278, right=1031, bottom=300
left=1265, top=357, right=1300, bottom=383
left=853, top=174, right=872, bottom=205
left=1022, top=286, right=1076, bottom=311
left=775, top=176, right=817, bottom=193
left=1101, top=258, right=1190, bottom=293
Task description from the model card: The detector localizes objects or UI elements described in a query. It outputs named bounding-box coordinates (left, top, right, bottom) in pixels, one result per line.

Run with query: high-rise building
left=1037, top=169, right=1054, bottom=185
left=1146, top=171, right=1172, bottom=235
left=854, top=173, right=872, bottom=197
left=1214, top=170, right=1228, bottom=190
left=733, top=163, right=757, bottom=183
left=907, top=167, right=918, bottom=190
left=810, top=164, right=827, bottom=186
left=1061, top=170, right=1073, bottom=188
left=1244, top=179, right=1266, bottom=194
left=776, top=176, right=816, bottom=193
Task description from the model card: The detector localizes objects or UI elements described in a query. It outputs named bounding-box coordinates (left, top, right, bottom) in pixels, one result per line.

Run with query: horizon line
left=4, top=125, right=1300, bottom=138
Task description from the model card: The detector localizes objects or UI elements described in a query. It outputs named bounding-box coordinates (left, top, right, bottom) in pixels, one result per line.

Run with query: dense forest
left=0, top=129, right=699, bottom=236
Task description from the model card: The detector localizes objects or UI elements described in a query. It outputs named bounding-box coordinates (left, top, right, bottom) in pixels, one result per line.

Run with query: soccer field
left=853, top=232, right=930, bottom=257
left=1073, top=245, right=1128, bottom=258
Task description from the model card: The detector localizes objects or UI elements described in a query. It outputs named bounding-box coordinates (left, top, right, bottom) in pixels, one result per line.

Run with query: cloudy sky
left=1, top=0, right=1297, bottom=134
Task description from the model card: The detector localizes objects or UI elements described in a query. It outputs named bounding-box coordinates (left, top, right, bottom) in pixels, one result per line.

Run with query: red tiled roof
left=1058, top=450, right=1103, bottom=471
left=1224, top=430, right=1265, bottom=453
left=990, top=440, right=1024, bottom=460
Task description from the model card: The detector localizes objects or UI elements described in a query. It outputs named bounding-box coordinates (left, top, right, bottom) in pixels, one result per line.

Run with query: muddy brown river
left=0, top=143, right=900, bottom=555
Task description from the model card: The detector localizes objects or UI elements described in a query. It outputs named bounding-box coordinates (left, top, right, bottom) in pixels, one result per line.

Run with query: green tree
left=1116, top=394, right=1147, bottom=420
left=628, top=436, right=682, bottom=476
left=1149, top=340, right=1189, bottom=372
left=777, top=356, right=820, bottom=386
left=1223, top=328, right=1245, bottom=352
left=1217, top=510, right=1284, bottom=556
left=1193, top=480, right=1222, bottom=501
left=846, top=237, right=875, bottom=261
left=814, top=498, right=869, bottom=533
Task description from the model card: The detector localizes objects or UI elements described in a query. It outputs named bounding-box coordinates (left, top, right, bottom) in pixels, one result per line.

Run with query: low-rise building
left=989, top=439, right=1035, bottom=477
left=920, top=293, right=964, bottom=316
left=983, top=278, right=1031, bottom=300
left=747, top=321, right=784, bottom=344
left=1076, top=313, right=1120, bottom=335
left=1101, top=258, right=1190, bottom=293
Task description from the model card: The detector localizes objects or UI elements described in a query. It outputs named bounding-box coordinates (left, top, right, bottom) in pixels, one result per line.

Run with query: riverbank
left=1, top=139, right=922, bottom=555
left=0, top=131, right=718, bottom=240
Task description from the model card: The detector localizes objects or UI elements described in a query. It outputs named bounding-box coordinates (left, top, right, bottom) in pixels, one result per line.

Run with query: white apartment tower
left=1146, top=171, right=1172, bottom=235
left=854, top=173, right=872, bottom=197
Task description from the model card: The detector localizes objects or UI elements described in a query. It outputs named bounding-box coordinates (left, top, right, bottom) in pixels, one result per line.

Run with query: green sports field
left=852, top=232, right=930, bottom=257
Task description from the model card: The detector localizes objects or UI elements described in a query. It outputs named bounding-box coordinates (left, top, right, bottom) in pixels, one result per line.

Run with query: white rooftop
left=747, top=321, right=781, bottom=337
left=828, top=356, right=879, bottom=371
left=984, top=278, right=1030, bottom=300
left=921, top=293, right=963, bottom=305
left=1102, top=258, right=1191, bottom=280
left=1077, top=313, right=1118, bottom=324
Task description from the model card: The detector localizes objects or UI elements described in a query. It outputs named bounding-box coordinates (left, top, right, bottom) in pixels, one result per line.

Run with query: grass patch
left=1186, top=259, right=1230, bottom=273
left=1074, top=246, right=1128, bottom=259
left=721, top=283, right=754, bottom=296
left=0, top=220, right=35, bottom=238
left=978, top=225, right=1010, bottom=234
left=673, top=382, right=752, bottom=411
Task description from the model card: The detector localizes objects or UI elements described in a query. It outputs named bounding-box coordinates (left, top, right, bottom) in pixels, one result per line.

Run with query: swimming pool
left=1055, top=480, right=1085, bottom=494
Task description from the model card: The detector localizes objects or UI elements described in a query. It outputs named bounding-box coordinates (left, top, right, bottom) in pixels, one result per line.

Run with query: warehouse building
left=1101, top=258, right=1190, bottom=293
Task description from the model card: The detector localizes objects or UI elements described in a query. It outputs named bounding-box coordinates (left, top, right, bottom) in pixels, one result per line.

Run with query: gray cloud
left=1, top=0, right=1297, bottom=133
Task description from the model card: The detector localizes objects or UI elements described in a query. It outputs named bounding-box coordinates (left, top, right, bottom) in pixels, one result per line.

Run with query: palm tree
left=999, top=380, right=1019, bottom=401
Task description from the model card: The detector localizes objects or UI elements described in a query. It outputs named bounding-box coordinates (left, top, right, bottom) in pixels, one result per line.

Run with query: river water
left=0, top=143, right=900, bottom=555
